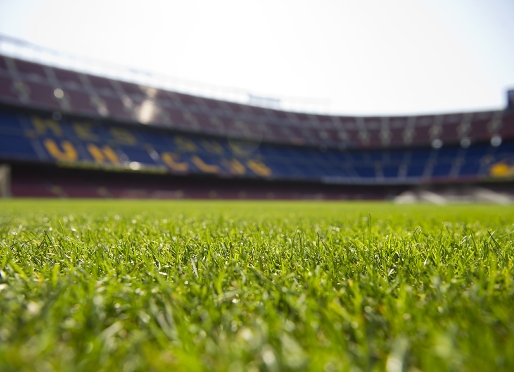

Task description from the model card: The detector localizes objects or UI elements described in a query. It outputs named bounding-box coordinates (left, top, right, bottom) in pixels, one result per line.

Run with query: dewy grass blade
left=0, top=200, right=513, bottom=371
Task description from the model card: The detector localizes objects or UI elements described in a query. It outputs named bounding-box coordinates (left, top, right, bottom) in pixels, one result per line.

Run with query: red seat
left=53, top=67, right=84, bottom=87
left=25, top=81, right=62, bottom=111
left=66, top=89, right=99, bottom=116
left=15, top=59, right=48, bottom=81
left=0, top=75, right=19, bottom=103
left=102, top=96, right=133, bottom=121
left=0, top=56, right=9, bottom=74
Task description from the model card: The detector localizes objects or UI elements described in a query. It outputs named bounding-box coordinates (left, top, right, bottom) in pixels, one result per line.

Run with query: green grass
left=1, top=200, right=514, bottom=371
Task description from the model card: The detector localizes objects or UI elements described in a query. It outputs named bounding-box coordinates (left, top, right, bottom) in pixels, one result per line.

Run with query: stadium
left=1, top=2, right=514, bottom=371
left=1, top=36, right=513, bottom=202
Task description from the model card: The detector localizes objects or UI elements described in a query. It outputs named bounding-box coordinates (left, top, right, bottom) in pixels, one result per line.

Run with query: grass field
left=1, top=200, right=513, bottom=371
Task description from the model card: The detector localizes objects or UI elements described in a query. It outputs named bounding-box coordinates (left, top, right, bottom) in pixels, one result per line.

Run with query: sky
left=0, top=0, right=513, bottom=115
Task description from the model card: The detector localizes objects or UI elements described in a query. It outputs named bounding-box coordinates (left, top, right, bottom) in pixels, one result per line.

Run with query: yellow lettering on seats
left=44, top=139, right=77, bottom=161
left=229, top=143, right=250, bottom=156
left=161, top=153, right=189, bottom=172
left=87, top=144, right=120, bottom=164
left=192, top=155, right=219, bottom=173
left=175, top=136, right=197, bottom=152
left=201, top=139, right=224, bottom=154
left=490, top=162, right=514, bottom=177
left=32, top=117, right=62, bottom=137
left=224, top=158, right=246, bottom=175
left=247, top=160, right=272, bottom=176
left=110, top=128, right=137, bottom=145
left=73, top=123, right=98, bottom=141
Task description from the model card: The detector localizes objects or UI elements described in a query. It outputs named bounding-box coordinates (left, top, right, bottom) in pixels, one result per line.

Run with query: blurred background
left=0, top=0, right=513, bottom=203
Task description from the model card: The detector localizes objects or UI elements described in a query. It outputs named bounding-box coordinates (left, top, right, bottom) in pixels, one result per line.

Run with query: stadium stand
left=0, top=52, right=513, bottom=200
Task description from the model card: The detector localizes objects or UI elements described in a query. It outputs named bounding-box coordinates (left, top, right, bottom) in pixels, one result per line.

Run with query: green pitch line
left=1, top=200, right=513, bottom=371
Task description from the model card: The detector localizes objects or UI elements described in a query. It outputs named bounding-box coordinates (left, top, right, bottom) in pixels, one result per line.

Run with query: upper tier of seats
left=1, top=55, right=513, bottom=149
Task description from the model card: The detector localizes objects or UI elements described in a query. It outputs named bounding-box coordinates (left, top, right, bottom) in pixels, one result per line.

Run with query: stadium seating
left=1, top=109, right=513, bottom=185
left=1, top=53, right=513, bottom=199
left=1, top=54, right=512, bottom=151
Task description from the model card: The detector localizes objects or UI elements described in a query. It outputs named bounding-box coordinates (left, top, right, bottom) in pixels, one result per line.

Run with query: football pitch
left=1, top=200, right=513, bottom=371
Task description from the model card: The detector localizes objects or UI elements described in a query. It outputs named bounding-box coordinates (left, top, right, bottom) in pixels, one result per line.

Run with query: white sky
left=0, top=0, right=513, bottom=115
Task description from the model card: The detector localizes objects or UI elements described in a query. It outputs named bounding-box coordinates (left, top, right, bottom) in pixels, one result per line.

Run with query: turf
left=1, top=200, right=514, bottom=371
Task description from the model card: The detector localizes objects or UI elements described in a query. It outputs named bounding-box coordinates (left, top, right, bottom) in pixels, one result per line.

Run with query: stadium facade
left=0, top=51, right=513, bottom=200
